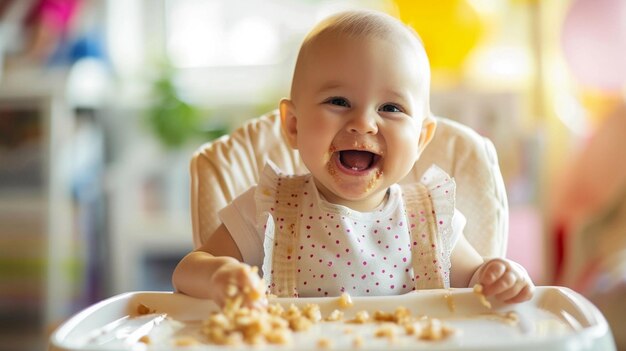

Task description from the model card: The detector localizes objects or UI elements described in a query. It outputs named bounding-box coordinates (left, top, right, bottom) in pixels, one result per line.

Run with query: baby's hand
left=477, top=258, right=535, bottom=304
left=208, top=262, right=267, bottom=309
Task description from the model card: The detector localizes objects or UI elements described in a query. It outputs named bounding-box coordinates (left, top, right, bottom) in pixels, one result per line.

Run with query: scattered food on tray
left=195, top=292, right=460, bottom=347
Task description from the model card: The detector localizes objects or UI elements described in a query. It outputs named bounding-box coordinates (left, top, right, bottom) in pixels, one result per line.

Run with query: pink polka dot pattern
left=260, top=163, right=453, bottom=297
left=293, top=184, right=415, bottom=297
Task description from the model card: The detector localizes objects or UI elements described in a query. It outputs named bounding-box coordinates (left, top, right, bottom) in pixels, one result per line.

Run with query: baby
left=172, top=10, right=534, bottom=308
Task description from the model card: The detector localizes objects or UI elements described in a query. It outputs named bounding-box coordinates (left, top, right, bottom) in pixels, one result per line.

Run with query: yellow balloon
left=393, top=0, right=484, bottom=72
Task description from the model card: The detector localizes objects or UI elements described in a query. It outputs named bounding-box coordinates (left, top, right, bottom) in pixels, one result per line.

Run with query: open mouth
left=336, top=150, right=381, bottom=173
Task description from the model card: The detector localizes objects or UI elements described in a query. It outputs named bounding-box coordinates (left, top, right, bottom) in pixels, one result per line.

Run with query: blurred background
left=0, top=0, right=625, bottom=350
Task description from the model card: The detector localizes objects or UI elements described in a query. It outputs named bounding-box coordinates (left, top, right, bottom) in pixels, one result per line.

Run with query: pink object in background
left=561, top=0, right=626, bottom=92
left=508, top=205, right=544, bottom=284
left=25, top=0, right=80, bottom=31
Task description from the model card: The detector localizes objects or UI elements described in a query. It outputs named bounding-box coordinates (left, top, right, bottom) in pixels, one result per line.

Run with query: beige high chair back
left=190, top=110, right=508, bottom=258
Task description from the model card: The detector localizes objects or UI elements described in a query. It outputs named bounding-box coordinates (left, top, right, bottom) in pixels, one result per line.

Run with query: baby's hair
left=303, top=10, right=423, bottom=46
left=290, top=9, right=431, bottom=104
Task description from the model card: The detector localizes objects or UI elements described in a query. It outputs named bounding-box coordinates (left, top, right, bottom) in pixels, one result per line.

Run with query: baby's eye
left=379, top=104, right=402, bottom=113
left=325, top=97, right=351, bottom=108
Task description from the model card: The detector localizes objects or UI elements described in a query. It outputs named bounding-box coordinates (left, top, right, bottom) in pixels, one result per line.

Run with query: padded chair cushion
left=191, top=110, right=508, bottom=258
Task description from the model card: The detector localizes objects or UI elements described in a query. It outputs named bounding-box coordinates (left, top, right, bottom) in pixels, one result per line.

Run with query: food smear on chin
left=365, top=170, right=383, bottom=193
left=326, top=160, right=338, bottom=177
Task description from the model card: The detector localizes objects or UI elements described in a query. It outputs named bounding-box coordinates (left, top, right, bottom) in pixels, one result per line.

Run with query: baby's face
left=284, top=34, right=433, bottom=211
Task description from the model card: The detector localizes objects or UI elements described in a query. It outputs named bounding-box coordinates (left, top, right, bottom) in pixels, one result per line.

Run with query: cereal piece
left=393, top=306, right=412, bottom=324
left=317, top=337, right=333, bottom=349
left=138, top=335, right=150, bottom=344
left=223, top=295, right=244, bottom=316
left=283, top=304, right=302, bottom=320
left=136, top=303, right=154, bottom=315
left=473, top=284, right=492, bottom=309
left=418, top=318, right=455, bottom=341
left=174, top=336, right=200, bottom=346
left=374, top=323, right=397, bottom=340
left=247, top=282, right=264, bottom=301
left=373, top=306, right=411, bottom=324
left=267, top=303, right=285, bottom=316
left=268, top=315, right=289, bottom=329
left=348, top=310, right=370, bottom=324
left=226, top=284, right=239, bottom=297
left=203, top=324, right=227, bottom=344
left=243, top=333, right=263, bottom=345
left=373, top=310, right=395, bottom=322
left=288, top=315, right=313, bottom=331
left=302, top=303, right=322, bottom=323
left=404, top=322, right=422, bottom=336
left=265, top=329, right=291, bottom=344
left=444, top=290, right=456, bottom=313
left=338, top=292, right=354, bottom=308
left=326, top=309, right=344, bottom=322
left=207, top=313, right=230, bottom=329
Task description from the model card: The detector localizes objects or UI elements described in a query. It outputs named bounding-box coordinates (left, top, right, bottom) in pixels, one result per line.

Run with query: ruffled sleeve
left=254, top=161, right=283, bottom=280
left=420, top=165, right=459, bottom=287
left=254, top=161, right=284, bottom=217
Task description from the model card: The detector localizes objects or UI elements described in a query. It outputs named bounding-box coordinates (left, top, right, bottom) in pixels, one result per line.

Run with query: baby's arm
left=450, top=234, right=534, bottom=303
left=172, top=224, right=266, bottom=308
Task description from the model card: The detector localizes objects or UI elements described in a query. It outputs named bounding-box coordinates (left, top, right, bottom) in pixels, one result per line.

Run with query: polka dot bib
left=258, top=162, right=455, bottom=298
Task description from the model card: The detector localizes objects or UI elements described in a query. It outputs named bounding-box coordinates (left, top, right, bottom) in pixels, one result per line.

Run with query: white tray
left=50, top=286, right=616, bottom=351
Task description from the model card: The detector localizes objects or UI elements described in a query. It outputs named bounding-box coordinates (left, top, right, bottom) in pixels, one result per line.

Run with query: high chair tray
left=50, top=286, right=615, bottom=351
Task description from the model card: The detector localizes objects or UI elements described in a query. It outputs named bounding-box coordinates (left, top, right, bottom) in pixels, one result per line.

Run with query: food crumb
left=338, top=292, right=353, bottom=308
left=347, top=310, right=370, bottom=324
left=444, top=290, right=456, bottom=312
left=505, top=311, right=519, bottom=325
left=174, top=336, right=200, bottom=346
left=136, top=303, right=155, bottom=315
left=326, top=309, right=344, bottom=322
left=374, top=323, right=397, bottom=341
left=418, top=318, right=455, bottom=341
left=317, top=337, right=333, bottom=349
left=473, top=284, right=492, bottom=309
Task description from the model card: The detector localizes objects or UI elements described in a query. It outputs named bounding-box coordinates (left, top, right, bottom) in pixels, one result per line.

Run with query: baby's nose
left=346, top=110, right=378, bottom=135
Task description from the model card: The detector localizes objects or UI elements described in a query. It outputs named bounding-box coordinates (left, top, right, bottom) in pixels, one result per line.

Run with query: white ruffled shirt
left=219, top=163, right=465, bottom=297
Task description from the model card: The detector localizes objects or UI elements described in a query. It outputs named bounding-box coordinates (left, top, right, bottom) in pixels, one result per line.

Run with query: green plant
left=147, top=69, right=202, bottom=149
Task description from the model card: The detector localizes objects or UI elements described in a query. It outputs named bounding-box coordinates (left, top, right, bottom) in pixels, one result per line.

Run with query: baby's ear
left=279, top=98, right=298, bottom=149
left=417, top=116, right=437, bottom=155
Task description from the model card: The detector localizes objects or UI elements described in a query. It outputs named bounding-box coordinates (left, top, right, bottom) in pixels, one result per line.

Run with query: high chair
left=190, top=110, right=508, bottom=258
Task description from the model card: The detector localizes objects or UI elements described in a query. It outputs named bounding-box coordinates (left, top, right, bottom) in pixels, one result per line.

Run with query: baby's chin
left=317, top=174, right=389, bottom=211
